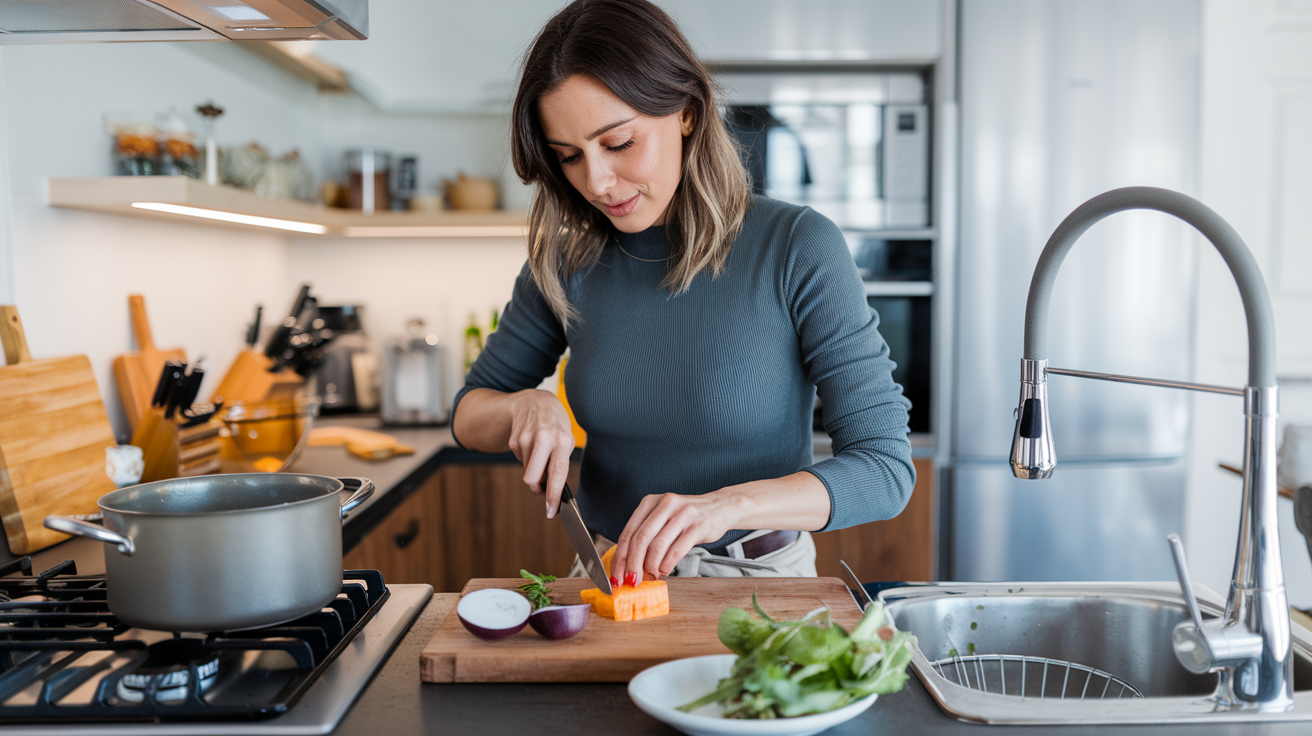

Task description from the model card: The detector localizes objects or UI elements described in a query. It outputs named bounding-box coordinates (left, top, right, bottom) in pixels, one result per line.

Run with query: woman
left=452, top=0, right=914, bottom=585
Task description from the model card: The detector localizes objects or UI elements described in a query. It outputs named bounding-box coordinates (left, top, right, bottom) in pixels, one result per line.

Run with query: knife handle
left=152, top=361, right=185, bottom=408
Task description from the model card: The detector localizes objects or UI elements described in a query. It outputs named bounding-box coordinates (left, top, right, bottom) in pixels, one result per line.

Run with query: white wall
left=0, top=39, right=538, bottom=440
left=287, top=234, right=530, bottom=401
left=0, top=49, right=13, bottom=306
left=0, top=41, right=326, bottom=440
left=309, top=0, right=562, bottom=113
left=1188, top=0, right=1312, bottom=605
left=315, top=94, right=529, bottom=211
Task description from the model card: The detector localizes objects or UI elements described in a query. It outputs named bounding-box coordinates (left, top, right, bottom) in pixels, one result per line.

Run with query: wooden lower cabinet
left=438, top=463, right=579, bottom=588
left=344, top=463, right=579, bottom=593
left=812, top=457, right=936, bottom=584
left=347, top=457, right=935, bottom=593
left=344, top=472, right=443, bottom=587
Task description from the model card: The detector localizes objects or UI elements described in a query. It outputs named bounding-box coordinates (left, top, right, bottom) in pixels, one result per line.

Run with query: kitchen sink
left=879, top=582, right=1312, bottom=724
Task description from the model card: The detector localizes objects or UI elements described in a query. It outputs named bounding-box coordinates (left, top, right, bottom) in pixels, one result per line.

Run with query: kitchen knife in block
left=113, top=295, right=186, bottom=432
left=420, top=577, right=864, bottom=683
left=0, top=306, right=117, bottom=554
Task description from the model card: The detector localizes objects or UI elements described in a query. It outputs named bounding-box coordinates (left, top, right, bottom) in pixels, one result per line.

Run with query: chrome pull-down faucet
left=1009, top=186, right=1291, bottom=711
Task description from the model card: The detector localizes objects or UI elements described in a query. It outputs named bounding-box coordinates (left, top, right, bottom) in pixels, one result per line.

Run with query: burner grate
left=0, top=559, right=388, bottom=723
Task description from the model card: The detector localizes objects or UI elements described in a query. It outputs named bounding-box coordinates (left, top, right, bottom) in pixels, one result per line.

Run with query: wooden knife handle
left=128, top=294, right=157, bottom=353
left=0, top=305, right=32, bottom=365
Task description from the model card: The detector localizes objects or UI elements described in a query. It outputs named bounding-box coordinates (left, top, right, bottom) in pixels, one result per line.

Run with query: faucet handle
left=1166, top=534, right=1264, bottom=675
left=1167, top=533, right=1206, bottom=632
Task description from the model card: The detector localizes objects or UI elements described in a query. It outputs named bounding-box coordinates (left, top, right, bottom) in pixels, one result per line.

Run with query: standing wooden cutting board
left=420, top=577, right=863, bottom=683
left=113, top=294, right=186, bottom=433
left=0, top=306, right=117, bottom=554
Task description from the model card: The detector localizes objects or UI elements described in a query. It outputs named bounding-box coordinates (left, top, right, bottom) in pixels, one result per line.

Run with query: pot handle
left=44, top=515, right=135, bottom=555
left=338, top=477, right=375, bottom=519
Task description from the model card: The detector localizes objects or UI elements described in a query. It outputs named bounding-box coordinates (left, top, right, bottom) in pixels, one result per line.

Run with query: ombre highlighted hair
left=511, top=0, right=751, bottom=326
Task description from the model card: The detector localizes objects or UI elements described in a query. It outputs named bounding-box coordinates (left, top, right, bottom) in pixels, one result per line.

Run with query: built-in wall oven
left=716, top=71, right=935, bottom=434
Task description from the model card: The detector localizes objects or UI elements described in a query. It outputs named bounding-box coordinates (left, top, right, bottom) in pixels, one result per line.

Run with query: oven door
left=866, top=292, right=932, bottom=434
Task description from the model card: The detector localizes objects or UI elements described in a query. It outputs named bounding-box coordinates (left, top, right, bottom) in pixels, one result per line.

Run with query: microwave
left=716, top=71, right=930, bottom=231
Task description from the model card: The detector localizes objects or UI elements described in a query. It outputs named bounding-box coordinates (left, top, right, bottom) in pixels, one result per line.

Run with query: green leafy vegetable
left=517, top=569, right=556, bottom=610
left=678, top=593, right=917, bottom=719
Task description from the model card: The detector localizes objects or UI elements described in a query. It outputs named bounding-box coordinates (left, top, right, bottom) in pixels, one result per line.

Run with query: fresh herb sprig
left=518, top=569, right=557, bottom=609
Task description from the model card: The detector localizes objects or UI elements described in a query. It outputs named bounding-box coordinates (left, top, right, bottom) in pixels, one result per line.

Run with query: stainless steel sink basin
left=880, top=582, right=1312, bottom=724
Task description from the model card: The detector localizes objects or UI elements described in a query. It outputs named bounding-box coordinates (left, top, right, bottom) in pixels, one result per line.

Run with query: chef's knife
left=245, top=304, right=263, bottom=348
left=556, top=482, right=613, bottom=595
left=264, top=284, right=311, bottom=362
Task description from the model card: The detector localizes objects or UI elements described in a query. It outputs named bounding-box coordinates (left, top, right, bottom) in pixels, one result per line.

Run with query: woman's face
left=538, top=73, right=693, bottom=232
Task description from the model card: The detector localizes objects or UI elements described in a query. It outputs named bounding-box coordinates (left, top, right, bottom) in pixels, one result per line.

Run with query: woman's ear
left=680, top=107, right=695, bottom=136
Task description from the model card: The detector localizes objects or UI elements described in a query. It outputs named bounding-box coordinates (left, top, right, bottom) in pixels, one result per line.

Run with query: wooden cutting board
left=420, top=576, right=863, bottom=684
left=308, top=426, right=415, bottom=460
left=209, top=349, right=303, bottom=405
left=0, top=306, right=117, bottom=554
left=113, top=294, right=186, bottom=432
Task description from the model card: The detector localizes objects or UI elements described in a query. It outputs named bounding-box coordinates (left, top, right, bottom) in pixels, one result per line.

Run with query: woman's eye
left=606, top=140, right=635, bottom=153
left=558, top=152, right=581, bottom=165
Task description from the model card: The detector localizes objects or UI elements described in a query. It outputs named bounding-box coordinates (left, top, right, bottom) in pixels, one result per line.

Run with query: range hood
left=0, top=0, right=367, bottom=43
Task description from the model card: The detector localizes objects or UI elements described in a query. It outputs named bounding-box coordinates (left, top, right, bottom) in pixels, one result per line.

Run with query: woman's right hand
left=506, top=388, right=575, bottom=518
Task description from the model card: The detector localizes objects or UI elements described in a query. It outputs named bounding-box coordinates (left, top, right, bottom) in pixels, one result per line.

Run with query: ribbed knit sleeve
left=785, top=209, right=916, bottom=531
left=450, top=261, right=568, bottom=449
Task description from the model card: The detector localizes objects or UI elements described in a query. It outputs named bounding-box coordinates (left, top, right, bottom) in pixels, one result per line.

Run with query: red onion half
left=456, top=588, right=532, bottom=640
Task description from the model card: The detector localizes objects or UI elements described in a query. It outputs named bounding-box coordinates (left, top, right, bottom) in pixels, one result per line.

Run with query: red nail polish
left=624, top=571, right=639, bottom=587
left=608, top=576, right=619, bottom=588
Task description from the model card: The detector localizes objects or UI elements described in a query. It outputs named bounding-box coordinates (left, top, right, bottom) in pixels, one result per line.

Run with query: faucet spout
left=1011, top=186, right=1290, bottom=711
left=1009, top=358, right=1055, bottom=478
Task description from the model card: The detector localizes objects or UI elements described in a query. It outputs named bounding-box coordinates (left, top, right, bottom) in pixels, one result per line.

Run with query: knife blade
left=556, top=482, right=613, bottom=595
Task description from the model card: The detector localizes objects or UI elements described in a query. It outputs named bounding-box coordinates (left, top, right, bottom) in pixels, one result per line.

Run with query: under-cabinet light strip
left=130, top=202, right=328, bottom=234
left=341, top=225, right=528, bottom=238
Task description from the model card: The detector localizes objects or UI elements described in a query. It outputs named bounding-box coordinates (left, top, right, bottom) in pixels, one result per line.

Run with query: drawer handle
left=395, top=520, right=420, bottom=550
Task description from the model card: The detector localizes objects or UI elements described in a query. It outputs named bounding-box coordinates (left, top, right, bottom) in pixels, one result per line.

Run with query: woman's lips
left=602, top=194, right=640, bottom=218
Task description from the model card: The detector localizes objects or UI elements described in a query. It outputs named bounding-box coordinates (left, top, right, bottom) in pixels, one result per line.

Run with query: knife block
left=131, top=408, right=179, bottom=484
left=178, top=419, right=222, bottom=477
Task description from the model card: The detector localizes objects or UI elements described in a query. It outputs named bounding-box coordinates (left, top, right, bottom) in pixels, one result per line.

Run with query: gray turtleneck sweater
left=453, top=195, right=914, bottom=550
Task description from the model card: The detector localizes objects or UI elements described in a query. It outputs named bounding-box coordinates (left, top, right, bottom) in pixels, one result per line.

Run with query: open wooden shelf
left=47, top=177, right=527, bottom=238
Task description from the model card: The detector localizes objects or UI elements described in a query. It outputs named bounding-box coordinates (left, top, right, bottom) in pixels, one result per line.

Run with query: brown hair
left=511, top=0, right=751, bottom=326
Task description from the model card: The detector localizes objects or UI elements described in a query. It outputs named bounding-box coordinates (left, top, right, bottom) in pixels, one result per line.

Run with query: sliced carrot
left=580, top=580, right=669, bottom=622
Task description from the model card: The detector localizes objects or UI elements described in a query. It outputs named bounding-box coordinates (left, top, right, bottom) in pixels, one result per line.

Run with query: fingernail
left=609, top=576, right=619, bottom=588
left=545, top=501, right=554, bottom=519
left=624, top=571, right=638, bottom=587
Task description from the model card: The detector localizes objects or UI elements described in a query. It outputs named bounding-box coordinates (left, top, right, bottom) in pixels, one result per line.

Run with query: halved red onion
left=456, top=589, right=531, bottom=640
left=528, top=603, right=591, bottom=640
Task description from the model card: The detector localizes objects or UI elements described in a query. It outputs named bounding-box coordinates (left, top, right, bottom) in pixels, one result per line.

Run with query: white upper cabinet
left=665, top=0, right=943, bottom=63
left=306, top=0, right=943, bottom=114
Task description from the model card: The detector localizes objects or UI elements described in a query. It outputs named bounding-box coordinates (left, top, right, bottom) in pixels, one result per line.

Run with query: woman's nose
left=584, top=155, right=616, bottom=197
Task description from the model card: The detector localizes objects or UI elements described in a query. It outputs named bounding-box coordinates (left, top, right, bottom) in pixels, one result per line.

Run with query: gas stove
left=0, top=556, right=431, bottom=734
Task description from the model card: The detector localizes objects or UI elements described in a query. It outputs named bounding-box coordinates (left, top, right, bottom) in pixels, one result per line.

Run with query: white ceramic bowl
left=628, top=654, right=878, bottom=736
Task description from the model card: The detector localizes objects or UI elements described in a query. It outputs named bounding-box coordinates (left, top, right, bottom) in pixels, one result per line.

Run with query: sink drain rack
left=929, top=654, right=1144, bottom=700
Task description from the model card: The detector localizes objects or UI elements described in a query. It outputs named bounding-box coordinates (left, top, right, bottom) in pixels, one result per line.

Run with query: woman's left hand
left=608, top=492, right=735, bottom=585
left=605, top=472, right=831, bottom=586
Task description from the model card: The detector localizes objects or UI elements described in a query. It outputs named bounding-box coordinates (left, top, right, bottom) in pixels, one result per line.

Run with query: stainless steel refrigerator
left=949, top=0, right=1202, bottom=581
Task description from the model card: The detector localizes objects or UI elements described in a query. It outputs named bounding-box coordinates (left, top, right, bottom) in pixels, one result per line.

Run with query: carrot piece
left=580, top=580, right=669, bottom=622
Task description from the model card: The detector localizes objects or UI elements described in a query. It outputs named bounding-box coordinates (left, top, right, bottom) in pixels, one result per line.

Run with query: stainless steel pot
left=44, top=474, right=373, bottom=632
